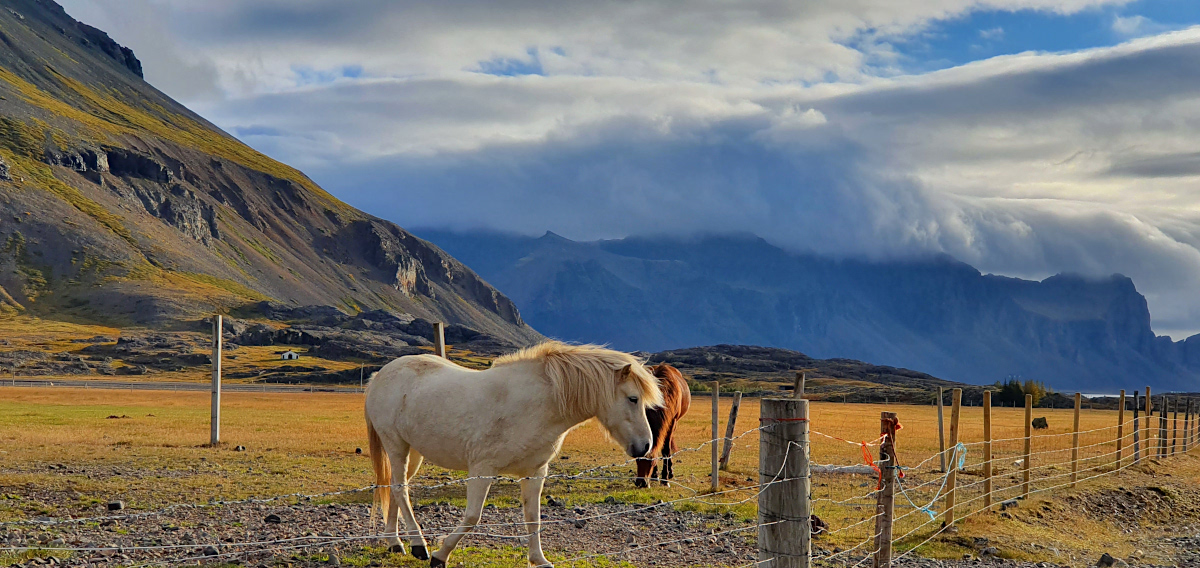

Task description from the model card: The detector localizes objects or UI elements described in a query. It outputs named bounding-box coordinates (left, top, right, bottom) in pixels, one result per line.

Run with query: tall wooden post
left=759, top=398, right=810, bottom=568
left=983, top=390, right=993, bottom=509
left=873, top=412, right=899, bottom=568
left=433, top=322, right=446, bottom=358
left=1160, top=396, right=1169, bottom=458
left=943, top=388, right=961, bottom=525
left=1133, top=391, right=1141, bottom=464
left=793, top=372, right=805, bottom=398
left=937, top=387, right=947, bottom=472
left=1116, top=390, right=1125, bottom=468
left=1186, top=399, right=1193, bottom=453
left=1145, top=387, right=1152, bottom=458
left=210, top=315, right=222, bottom=447
left=1022, top=394, right=1032, bottom=498
left=1173, top=397, right=1180, bottom=455
left=719, top=391, right=743, bottom=470
left=711, top=382, right=720, bottom=492
left=1070, top=393, right=1081, bottom=487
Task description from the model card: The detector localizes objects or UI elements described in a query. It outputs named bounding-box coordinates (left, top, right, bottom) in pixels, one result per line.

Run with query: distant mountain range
left=419, top=229, right=1200, bottom=391
left=0, top=1, right=538, bottom=345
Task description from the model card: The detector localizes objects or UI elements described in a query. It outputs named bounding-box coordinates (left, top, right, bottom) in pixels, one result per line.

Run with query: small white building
left=281, top=351, right=300, bottom=360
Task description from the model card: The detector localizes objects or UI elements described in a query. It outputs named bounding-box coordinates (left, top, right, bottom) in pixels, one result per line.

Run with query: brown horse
left=634, top=364, right=692, bottom=487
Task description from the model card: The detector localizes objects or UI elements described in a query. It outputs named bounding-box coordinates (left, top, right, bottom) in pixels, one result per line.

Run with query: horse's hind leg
left=383, top=443, right=409, bottom=554
left=399, top=449, right=429, bottom=560
left=520, top=465, right=552, bottom=567
left=662, top=421, right=679, bottom=485
left=431, top=474, right=492, bottom=568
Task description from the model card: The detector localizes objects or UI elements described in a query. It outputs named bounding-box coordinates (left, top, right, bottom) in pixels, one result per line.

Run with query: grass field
left=2, top=386, right=1199, bottom=566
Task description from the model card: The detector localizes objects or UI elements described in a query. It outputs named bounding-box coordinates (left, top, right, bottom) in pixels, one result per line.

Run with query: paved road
left=0, top=378, right=363, bottom=394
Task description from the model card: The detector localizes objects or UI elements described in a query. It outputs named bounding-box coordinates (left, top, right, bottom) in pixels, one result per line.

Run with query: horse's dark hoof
left=659, top=478, right=669, bottom=486
left=388, top=544, right=405, bottom=554
left=411, top=545, right=429, bottom=560
left=633, top=478, right=647, bottom=488
left=430, top=556, right=446, bottom=568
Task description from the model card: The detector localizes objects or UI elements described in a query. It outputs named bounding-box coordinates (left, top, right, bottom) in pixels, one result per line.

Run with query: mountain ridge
left=0, top=0, right=540, bottom=345
left=418, top=228, right=1200, bottom=391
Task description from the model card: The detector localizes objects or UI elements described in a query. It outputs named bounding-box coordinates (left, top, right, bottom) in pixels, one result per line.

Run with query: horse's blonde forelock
left=494, top=341, right=663, bottom=417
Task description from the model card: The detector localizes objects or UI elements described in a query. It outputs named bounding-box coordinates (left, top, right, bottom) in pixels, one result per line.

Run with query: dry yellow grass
left=1, top=387, right=1196, bottom=565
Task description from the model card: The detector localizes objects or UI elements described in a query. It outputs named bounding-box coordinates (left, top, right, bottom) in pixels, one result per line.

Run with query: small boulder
left=1000, top=499, right=1018, bottom=510
left=202, top=545, right=219, bottom=556
left=264, top=513, right=282, bottom=524
left=327, top=554, right=341, bottom=566
left=573, top=518, right=586, bottom=529
left=1097, top=553, right=1115, bottom=567
left=1032, top=417, right=1049, bottom=429
left=106, top=501, right=124, bottom=511
left=981, top=546, right=1000, bottom=557
left=545, top=495, right=565, bottom=507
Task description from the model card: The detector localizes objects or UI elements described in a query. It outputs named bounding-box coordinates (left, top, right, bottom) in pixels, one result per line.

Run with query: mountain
left=418, top=229, right=1200, bottom=391
left=0, top=1, right=539, bottom=345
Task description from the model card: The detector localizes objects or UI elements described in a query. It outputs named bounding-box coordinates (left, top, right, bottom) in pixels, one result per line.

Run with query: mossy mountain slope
left=0, top=0, right=539, bottom=345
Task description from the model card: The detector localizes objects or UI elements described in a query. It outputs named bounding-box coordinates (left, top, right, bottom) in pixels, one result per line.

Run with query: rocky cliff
left=420, top=229, right=1200, bottom=391
left=0, top=0, right=540, bottom=345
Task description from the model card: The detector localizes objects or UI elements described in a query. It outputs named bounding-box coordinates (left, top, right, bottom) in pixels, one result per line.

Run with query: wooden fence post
left=1173, top=397, right=1180, bottom=455
left=1071, top=393, right=1081, bottom=487
left=937, top=387, right=946, bottom=472
left=759, top=397, right=810, bottom=568
left=1160, top=396, right=1169, bottom=458
left=433, top=322, right=446, bottom=358
left=719, top=391, right=743, bottom=470
left=1133, top=391, right=1141, bottom=464
left=943, top=388, right=961, bottom=525
left=874, top=412, right=899, bottom=568
left=1116, top=390, right=1125, bottom=468
left=1145, top=387, right=1152, bottom=458
left=712, top=381, right=720, bottom=492
left=794, top=372, right=805, bottom=398
left=1022, top=394, right=1032, bottom=498
left=983, top=390, right=993, bottom=509
left=210, top=314, right=222, bottom=447
left=1186, top=399, right=1193, bottom=453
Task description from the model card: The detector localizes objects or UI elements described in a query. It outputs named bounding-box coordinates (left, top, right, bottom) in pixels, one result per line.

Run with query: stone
left=981, top=547, right=1000, bottom=557
left=545, top=495, right=565, bottom=507
left=264, top=513, right=282, bottom=524
left=1000, top=499, right=1018, bottom=510
left=1032, top=417, right=1049, bottom=429
left=1096, top=553, right=1115, bottom=567
left=327, top=554, right=340, bottom=566
left=106, top=501, right=124, bottom=511
left=573, top=518, right=586, bottom=529
left=202, top=545, right=219, bottom=556
left=0, top=157, right=10, bottom=181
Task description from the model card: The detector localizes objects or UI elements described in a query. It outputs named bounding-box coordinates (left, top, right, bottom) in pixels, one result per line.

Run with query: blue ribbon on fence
left=898, top=443, right=968, bottom=521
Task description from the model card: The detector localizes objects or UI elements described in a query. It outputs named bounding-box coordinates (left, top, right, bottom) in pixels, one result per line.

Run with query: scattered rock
left=264, top=513, right=282, bottom=524
left=1000, top=499, right=1018, bottom=510
left=981, top=546, right=1000, bottom=557
left=1096, top=552, right=1115, bottom=567
left=573, top=518, right=586, bottom=529
left=202, top=545, right=219, bottom=556
left=1032, top=417, right=1049, bottom=429
left=327, top=554, right=341, bottom=566
left=546, top=495, right=565, bottom=507
left=107, top=501, right=125, bottom=511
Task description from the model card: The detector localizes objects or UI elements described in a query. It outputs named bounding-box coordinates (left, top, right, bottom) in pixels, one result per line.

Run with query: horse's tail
left=367, top=417, right=391, bottom=526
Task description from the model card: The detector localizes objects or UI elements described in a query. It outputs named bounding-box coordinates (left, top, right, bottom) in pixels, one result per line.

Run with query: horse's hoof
left=430, top=556, right=447, bottom=568
left=388, top=544, right=405, bottom=554
left=633, top=478, right=647, bottom=488
left=411, top=545, right=429, bottom=561
left=659, top=479, right=669, bottom=486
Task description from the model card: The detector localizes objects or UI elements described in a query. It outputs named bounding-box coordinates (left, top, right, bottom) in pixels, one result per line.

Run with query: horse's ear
left=620, top=364, right=633, bottom=378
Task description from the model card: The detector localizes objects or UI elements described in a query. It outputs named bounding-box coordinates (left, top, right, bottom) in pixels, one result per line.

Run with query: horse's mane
left=494, top=341, right=663, bottom=417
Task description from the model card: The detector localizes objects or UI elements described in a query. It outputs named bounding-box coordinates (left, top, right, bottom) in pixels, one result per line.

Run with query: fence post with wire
left=873, top=411, right=899, bottom=568
left=758, top=397, right=810, bottom=568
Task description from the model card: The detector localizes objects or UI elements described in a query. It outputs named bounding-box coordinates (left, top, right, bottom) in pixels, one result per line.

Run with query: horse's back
left=651, top=364, right=690, bottom=419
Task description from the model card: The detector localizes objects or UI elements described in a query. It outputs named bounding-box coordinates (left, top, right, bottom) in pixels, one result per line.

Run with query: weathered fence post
left=712, top=381, right=720, bottom=491
left=1133, top=391, right=1141, bottom=464
left=433, top=322, right=446, bottom=358
left=1173, top=397, right=1180, bottom=455
left=794, top=372, right=805, bottom=398
left=1116, top=390, right=1125, bottom=468
left=210, top=314, right=222, bottom=447
left=1186, top=399, right=1193, bottom=453
left=1022, top=394, right=1032, bottom=498
left=759, top=397, right=810, bottom=568
left=937, top=387, right=947, bottom=472
left=1145, top=387, right=1152, bottom=457
left=983, top=390, right=993, bottom=509
left=1160, top=396, right=1169, bottom=457
left=719, top=391, right=743, bottom=470
left=944, top=388, right=961, bottom=525
left=1071, top=392, right=1081, bottom=487
left=874, top=411, right=899, bottom=568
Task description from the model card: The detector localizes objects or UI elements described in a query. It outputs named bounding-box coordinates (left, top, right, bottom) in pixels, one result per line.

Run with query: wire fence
left=2, top=392, right=1195, bottom=567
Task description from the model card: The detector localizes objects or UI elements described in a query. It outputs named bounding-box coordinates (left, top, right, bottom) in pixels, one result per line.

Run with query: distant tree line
left=992, top=378, right=1054, bottom=407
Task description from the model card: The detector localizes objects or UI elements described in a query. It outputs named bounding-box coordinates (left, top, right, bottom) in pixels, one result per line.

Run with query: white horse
left=365, top=341, right=663, bottom=568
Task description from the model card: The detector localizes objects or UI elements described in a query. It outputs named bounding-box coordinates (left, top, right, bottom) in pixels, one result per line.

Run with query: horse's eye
left=628, top=396, right=638, bottom=404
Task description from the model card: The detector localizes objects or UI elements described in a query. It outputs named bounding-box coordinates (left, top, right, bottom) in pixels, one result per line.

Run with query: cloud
left=979, top=27, right=1005, bottom=40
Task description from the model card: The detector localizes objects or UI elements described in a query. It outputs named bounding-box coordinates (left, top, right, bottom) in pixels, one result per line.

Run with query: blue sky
left=56, top=0, right=1200, bottom=339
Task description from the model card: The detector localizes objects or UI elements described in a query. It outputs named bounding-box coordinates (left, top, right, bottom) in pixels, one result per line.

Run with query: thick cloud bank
left=61, top=0, right=1200, bottom=338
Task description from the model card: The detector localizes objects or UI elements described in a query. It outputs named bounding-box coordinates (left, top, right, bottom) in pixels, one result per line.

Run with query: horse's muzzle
left=629, top=440, right=651, bottom=458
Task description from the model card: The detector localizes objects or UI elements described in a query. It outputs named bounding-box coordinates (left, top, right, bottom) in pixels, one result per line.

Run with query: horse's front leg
left=430, top=476, right=491, bottom=568
left=520, top=466, right=552, bottom=568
